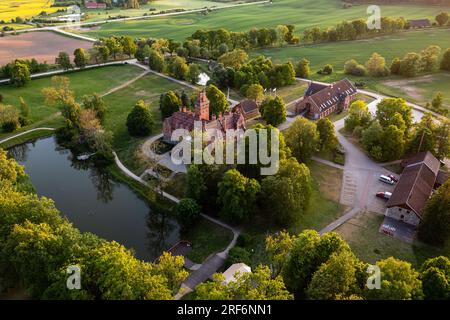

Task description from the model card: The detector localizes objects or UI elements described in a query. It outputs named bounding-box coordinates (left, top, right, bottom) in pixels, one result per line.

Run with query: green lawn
left=79, top=0, right=448, bottom=40
left=375, top=72, right=450, bottom=109
left=336, top=211, right=450, bottom=268
left=101, top=73, right=194, bottom=171
left=0, top=65, right=144, bottom=140
left=183, top=218, right=234, bottom=264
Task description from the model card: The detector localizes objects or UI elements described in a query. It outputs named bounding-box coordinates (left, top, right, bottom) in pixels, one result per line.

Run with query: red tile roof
left=387, top=151, right=440, bottom=218
left=302, top=79, right=357, bottom=112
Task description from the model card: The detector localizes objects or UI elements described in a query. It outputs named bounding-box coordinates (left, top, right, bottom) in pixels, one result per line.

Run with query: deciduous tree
left=217, top=169, right=260, bottom=223
left=260, top=95, right=286, bottom=126
left=284, top=117, right=319, bottom=162
left=126, top=100, right=154, bottom=136
left=418, top=179, right=450, bottom=246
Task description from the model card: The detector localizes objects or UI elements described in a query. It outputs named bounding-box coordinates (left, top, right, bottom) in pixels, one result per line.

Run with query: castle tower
left=195, top=91, right=210, bottom=121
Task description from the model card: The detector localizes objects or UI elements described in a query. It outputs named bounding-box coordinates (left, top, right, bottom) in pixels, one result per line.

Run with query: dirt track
left=0, top=31, right=93, bottom=65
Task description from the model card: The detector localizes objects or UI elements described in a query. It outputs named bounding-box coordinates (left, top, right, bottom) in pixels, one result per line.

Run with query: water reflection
left=8, top=136, right=181, bottom=261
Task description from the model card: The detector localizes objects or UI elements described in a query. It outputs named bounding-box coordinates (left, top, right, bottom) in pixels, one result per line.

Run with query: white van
left=379, top=175, right=395, bottom=185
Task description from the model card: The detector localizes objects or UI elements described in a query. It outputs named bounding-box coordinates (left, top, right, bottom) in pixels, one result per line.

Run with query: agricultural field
left=78, top=0, right=248, bottom=23
left=0, top=31, right=94, bottom=65
left=78, top=0, right=449, bottom=40
left=0, top=65, right=144, bottom=136
left=0, top=0, right=59, bottom=22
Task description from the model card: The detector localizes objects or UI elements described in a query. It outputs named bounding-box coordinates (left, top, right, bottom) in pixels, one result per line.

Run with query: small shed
left=222, top=263, right=251, bottom=284
left=408, top=19, right=431, bottom=28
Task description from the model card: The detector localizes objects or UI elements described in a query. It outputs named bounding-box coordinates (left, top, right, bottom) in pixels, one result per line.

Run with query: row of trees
left=302, top=16, right=406, bottom=45
left=344, top=46, right=450, bottom=78
left=344, top=98, right=450, bottom=162
left=0, top=58, right=49, bottom=81
left=189, top=25, right=299, bottom=57
left=0, top=148, right=187, bottom=299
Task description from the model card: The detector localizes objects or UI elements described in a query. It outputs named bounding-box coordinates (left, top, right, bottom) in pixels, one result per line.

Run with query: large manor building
left=295, top=79, right=357, bottom=120
left=163, top=91, right=246, bottom=143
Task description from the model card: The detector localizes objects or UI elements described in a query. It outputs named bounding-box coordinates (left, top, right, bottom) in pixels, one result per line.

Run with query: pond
left=8, top=136, right=181, bottom=261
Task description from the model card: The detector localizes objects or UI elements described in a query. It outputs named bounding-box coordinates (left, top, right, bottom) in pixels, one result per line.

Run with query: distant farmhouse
left=408, top=19, right=431, bottom=28
left=385, top=152, right=448, bottom=227
left=232, top=100, right=260, bottom=121
left=85, top=0, right=107, bottom=9
left=163, top=91, right=246, bottom=143
left=295, top=79, right=357, bottom=120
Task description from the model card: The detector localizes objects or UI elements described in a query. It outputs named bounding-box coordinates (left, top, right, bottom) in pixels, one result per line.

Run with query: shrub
left=126, top=100, right=154, bottom=136
left=322, top=64, right=333, bottom=75
left=225, top=246, right=252, bottom=268
left=344, top=59, right=367, bottom=76
left=176, top=198, right=201, bottom=228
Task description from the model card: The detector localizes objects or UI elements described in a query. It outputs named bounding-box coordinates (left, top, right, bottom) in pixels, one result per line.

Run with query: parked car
left=376, top=191, right=392, bottom=200
left=388, top=174, right=399, bottom=183
left=379, top=175, right=395, bottom=185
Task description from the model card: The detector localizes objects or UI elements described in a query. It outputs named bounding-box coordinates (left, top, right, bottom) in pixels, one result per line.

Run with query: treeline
left=0, top=58, right=51, bottom=80
left=303, top=16, right=407, bottom=44
left=189, top=25, right=299, bottom=56
left=0, top=149, right=188, bottom=299
left=342, top=46, right=450, bottom=82
left=344, top=46, right=449, bottom=77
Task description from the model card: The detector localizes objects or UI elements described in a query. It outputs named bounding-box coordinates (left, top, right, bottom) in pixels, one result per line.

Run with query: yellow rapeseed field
left=0, top=0, right=59, bottom=22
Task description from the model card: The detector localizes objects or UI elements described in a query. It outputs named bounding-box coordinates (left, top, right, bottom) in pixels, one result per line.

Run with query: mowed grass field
left=253, top=28, right=450, bottom=108
left=0, top=65, right=143, bottom=135
left=336, top=211, right=450, bottom=268
left=0, top=0, right=58, bottom=21
left=253, top=29, right=450, bottom=69
left=79, top=0, right=448, bottom=40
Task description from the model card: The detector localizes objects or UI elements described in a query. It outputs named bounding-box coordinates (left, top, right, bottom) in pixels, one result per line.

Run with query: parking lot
left=340, top=168, right=396, bottom=214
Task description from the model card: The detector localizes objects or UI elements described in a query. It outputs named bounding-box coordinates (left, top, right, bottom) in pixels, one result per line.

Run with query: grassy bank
left=336, top=211, right=450, bottom=268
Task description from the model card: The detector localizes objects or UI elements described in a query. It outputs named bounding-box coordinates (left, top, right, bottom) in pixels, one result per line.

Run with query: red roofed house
left=295, top=79, right=357, bottom=120
left=163, top=91, right=246, bottom=143
left=385, top=151, right=444, bottom=227
left=85, top=1, right=107, bottom=9
left=232, top=99, right=260, bottom=121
